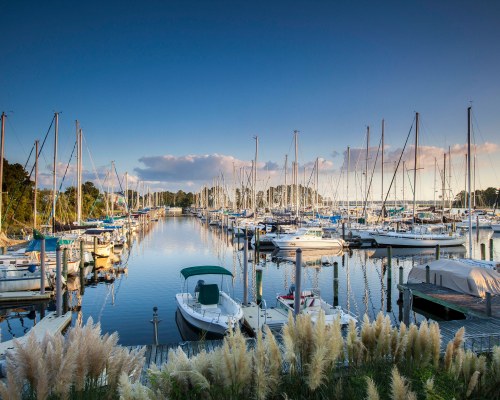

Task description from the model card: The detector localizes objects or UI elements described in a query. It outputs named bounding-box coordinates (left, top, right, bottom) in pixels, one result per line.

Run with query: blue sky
left=1, top=0, right=499, bottom=199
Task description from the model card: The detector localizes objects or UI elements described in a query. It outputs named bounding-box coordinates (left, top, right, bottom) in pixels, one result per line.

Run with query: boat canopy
left=180, top=266, right=233, bottom=279
left=26, top=237, right=74, bottom=252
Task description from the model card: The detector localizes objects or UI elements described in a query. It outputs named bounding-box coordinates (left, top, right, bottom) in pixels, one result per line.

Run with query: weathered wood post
left=486, top=292, right=492, bottom=317
left=40, top=237, right=46, bottom=295
left=403, top=288, right=411, bottom=326
left=62, top=248, right=68, bottom=280
left=480, top=243, right=486, bottom=260
left=425, top=265, right=430, bottom=284
left=243, top=237, right=248, bottom=304
left=256, top=269, right=263, bottom=305
left=56, top=245, right=62, bottom=317
left=342, top=222, right=345, bottom=240
left=435, top=244, right=440, bottom=260
left=79, top=240, right=85, bottom=295
left=333, top=261, right=339, bottom=307
left=387, top=246, right=392, bottom=312
left=151, top=306, right=160, bottom=345
left=490, top=238, right=494, bottom=261
left=294, top=249, right=302, bottom=317
left=93, top=236, right=98, bottom=264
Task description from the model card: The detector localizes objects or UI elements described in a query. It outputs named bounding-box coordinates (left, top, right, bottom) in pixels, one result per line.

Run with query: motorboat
left=277, top=286, right=357, bottom=326
left=175, top=265, right=244, bottom=335
left=272, top=227, right=345, bottom=250
left=370, top=225, right=465, bottom=248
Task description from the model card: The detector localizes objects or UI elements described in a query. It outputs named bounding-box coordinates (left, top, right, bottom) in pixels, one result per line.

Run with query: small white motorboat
left=272, top=227, right=345, bottom=250
left=176, top=265, right=244, bottom=335
left=277, top=286, right=357, bottom=326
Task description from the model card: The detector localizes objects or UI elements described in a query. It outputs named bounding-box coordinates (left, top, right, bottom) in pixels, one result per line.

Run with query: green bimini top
left=180, top=266, right=233, bottom=279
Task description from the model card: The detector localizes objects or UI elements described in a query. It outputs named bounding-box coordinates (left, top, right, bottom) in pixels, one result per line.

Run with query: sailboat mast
left=294, top=130, right=299, bottom=218
left=381, top=119, right=384, bottom=211
left=442, top=153, right=446, bottom=221
left=284, top=154, right=288, bottom=209
left=365, top=126, right=369, bottom=220
left=76, top=121, right=82, bottom=225
left=448, top=146, right=452, bottom=210
left=254, top=136, right=258, bottom=216
left=34, top=140, right=39, bottom=230
left=347, top=146, right=350, bottom=223
left=412, top=112, right=419, bottom=224
left=315, top=157, right=319, bottom=213
left=52, top=112, right=59, bottom=233
left=467, top=107, right=473, bottom=257
left=433, top=157, right=437, bottom=208
left=0, top=112, right=5, bottom=233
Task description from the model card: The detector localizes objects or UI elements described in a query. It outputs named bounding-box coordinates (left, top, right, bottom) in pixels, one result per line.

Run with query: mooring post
left=294, top=248, right=302, bottom=317
left=151, top=306, right=161, bottom=345
left=486, top=292, right=492, bottom=317
left=387, top=246, right=392, bottom=312
left=243, top=237, right=248, bottom=304
left=56, top=245, right=62, bottom=317
left=490, top=238, right=494, bottom=261
left=435, top=244, right=440, bottom=260
left=333, top=261, right=339, bottom=307
left=399, top=266, right=403, bottom=286
left=403, top=288, right=411, bottom=326
left=62, top=248, right=68, bottom=280
left=256, top=268, right=263, bottom=305
left=480, top=243, right=486, bottom=260
left=40, top=237, right=46, bottom=295
left=79, top=240, right=85, bottom=295
left=425, top=265, right=430, bottom=284
left=342, top=222, right=345, bottom=240
left=93, top=236, right=98, bottom=264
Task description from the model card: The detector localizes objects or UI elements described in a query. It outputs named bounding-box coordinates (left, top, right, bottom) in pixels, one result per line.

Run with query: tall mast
left=124, top=172, right=128, bottom=211
left=442, top=153, right=446, bottom=221
left=0, top=112, right=5, bottom=233
left=315, top=157, right=319, bottom=212
left=381, top=119, right=384, bottom=210
left=448, top=146, right=452, bottom=210
left=76, top=121, right=82, bottom=225
left=34, top=140, right=39, bottom=230
left=284, top=154, right=288, bottom=209
left=254, top=136, right=258, bottom=216
left=467, top=107, right=473, bottom=257
left=52, top=112, right=59, bottom=233
left=347, top=146, right=350, bottom=222
left=294, top=130, right=299, bottom=218
left=365, top=126, right=369, bottom=220
left=412, top=112, right=419, bottom=224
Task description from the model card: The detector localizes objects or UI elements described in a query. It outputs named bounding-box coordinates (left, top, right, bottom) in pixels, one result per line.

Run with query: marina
left=0, top=215, right=498, bottom=348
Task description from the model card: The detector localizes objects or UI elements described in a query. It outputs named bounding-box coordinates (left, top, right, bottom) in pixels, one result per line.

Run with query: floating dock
left=0, top=291, right=53, bottom=303
left=0, top=311, right=72, bottom=358
left=241, top=302, right=288, bottom=336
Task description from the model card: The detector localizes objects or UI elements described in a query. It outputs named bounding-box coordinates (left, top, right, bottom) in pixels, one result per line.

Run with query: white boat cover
left=408, top=259, right=500, bottom=298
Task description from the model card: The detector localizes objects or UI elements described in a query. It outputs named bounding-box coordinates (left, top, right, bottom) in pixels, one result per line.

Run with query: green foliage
left=453, top=187, right=499, bottom=208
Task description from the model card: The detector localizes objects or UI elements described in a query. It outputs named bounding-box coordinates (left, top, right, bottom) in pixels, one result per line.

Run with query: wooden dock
left=241, top=302, right=288, bottom=336
left=398, top=282, right=500, bottom=318
left=0, top=291, right=53, bottom=303
left=0, top=311, right=72, bottom=358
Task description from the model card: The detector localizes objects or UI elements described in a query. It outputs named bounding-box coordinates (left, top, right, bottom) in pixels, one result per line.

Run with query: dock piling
left=403, top=288, right=411, bottom=326
left=40, top=238, right=46, bottom=295
left=425, top=265, right=430, bottom=284
left=62, top=248, right=68, bottom=280
left=387, top=247, right=392, bottom=312
left=486, top=292, right=492, bottom=317
left=151, top=307, right=161, bottom=345
left=333, top=261, right=338, bottom=307
left=243, top=238, right=248, bottom=304
left=56, top=246, right=62, bottom=317
left=481, top=243, right=486, bottom=261
left=435, top=244, right=440, bottom=260
left=294, top=249, right=302, bottom=317
left=490, top=238, right=494, bottom=261
left=256, top=269, right=263, bottom=305
left=476, top=216, right=480, bottom=241
left=79, top=240, right=85, bottom=295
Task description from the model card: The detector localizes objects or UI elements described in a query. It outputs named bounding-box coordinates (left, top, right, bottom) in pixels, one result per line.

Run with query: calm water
left=1, top=217, right=499, bottom=345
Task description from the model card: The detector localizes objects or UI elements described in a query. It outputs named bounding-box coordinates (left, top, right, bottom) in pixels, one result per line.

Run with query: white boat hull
left=272, top=238, right=344, bottom=250
left=175, top=292, right=243, bottom=335
left=371, top=232, right=466, bottom=247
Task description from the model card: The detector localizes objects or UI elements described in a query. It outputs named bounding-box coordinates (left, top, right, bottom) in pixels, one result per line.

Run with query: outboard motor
left=194, top=279, right=205, bottom=297
left=288, top=283, right=296, bottom=297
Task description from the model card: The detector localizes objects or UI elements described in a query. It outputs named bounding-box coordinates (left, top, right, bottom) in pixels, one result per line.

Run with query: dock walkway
left=0, top=311, right=72, bottom=358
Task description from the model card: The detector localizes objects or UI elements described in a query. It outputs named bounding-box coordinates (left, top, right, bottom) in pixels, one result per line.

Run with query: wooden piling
left=255, top=269, right=263, bottom=305
left=62, top=248, right=68, bottom=280
left=490, top=238, right=494, bottom=261
left=403, top=288, right=411, bottom=326
left=79, top=240, right=85, bottom=295
left=294, top=249, right=302, bottom=317
left=481, top=243, right=486, bottom=260
left=333, top=261, right=339, bottom=307
left=243, top=238, right=248, bottom=304
left=435, top=244, right=440, bottom=260
left=425, top=265, right=430, bottom=284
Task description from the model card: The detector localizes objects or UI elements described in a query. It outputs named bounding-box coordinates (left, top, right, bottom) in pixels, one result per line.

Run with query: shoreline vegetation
left=1, top=312, right=499, bottom=399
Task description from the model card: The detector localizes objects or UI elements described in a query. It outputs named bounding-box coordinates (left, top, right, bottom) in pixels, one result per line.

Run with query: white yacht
left=370, top=225, right=465, bottom=248
left=272, top=227, right=345, bottom=250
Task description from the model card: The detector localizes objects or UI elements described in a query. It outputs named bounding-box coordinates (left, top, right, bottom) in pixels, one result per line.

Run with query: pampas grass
left=0, top=317, right=145, bottom=399
left=365, top=376, right=380, bottom=400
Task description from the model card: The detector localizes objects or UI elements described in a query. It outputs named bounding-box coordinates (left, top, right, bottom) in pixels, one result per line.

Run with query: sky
left=1, top=0, right=499, bottom=201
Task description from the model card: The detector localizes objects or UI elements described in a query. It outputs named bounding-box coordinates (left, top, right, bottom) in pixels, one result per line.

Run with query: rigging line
left=82, top=133, right=105, bottom=192
left=471, top=110, right=499, bottom=183
left=377, top=116, right=416, bottom=222
left=6, top=116, right=30, bottom=160
left=2, top=116, right=55, bottom=226
left=361, top=135, right=382, bottom=217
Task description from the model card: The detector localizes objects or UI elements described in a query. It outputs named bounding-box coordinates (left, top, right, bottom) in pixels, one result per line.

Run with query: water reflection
left=175, top=309, right=224, bottom=341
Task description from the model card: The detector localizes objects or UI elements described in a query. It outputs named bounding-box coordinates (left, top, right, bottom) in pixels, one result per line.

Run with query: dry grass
left=0, top=317, right=145, bottom=399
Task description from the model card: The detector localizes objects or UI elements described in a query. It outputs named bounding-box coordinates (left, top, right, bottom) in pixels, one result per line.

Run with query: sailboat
left=371, top=113, right=465, bottom=248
